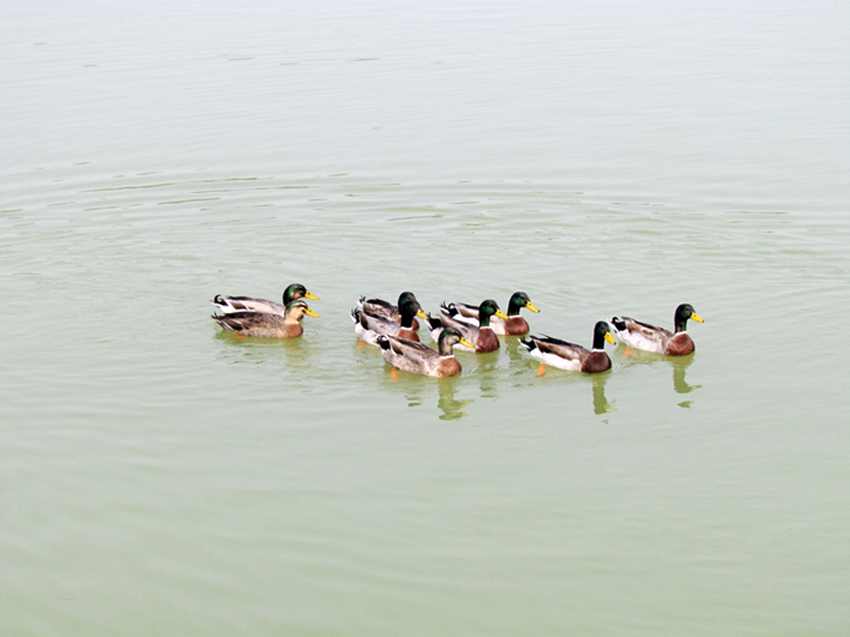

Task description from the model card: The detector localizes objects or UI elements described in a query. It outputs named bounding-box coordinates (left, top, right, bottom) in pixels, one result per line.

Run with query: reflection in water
left=671, top=357, right=702, bottom=394
left=380, top=365, right=473, bottom=420
left=591, top=374, right=615, bottom=415
left=509, top=338, right=616, bottom=415
left=436, top=377, right=473, bottom=421
left=466, top=350, right=501, bottom=400
left=618, top=346, right=702, bottom=408
left=213, top=328, right=311, bottom=364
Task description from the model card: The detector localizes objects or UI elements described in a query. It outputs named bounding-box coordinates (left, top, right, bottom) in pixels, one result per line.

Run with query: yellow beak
left=305, top=291, right=319, bottom=301
left=526, top=302, right=540, bottom=313
left=605, top=332, right=617, bottom=345
left=495, top=309, right=509, bottom=320
left=304, top=308, right=320, bottom=318
left=691, top=312, right=704, bottom=323
left=416, top=309, right=429, bottom=320
left=459, top=337, right=475, bottom=349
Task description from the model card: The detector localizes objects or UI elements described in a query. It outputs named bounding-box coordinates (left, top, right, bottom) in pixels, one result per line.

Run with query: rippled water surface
left=3, top=1, right=850, bottom=635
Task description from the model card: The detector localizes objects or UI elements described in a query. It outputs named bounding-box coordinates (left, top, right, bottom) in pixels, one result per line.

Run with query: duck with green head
left=352, top=296, right=429, bottom=346
left=212, top=283, right=318, bottom=316
left=358, top=291, right=424, bottom=331
left=377, top=328, right=474, bottom=377
left=610, top=303, right=704, bottom=356
left=428, top=299, right=509, bottom=353
left=211, top=298, right=319, bottom=338
left=521, top=321, right=617, bottom=373
left=449, top=291, right=540, bottom=335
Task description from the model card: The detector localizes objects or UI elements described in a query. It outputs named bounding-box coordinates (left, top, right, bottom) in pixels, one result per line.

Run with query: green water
left=3, top=2, right=849, bottom=635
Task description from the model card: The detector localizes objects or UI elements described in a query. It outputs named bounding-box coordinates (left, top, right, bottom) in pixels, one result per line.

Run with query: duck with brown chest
left=357, top=291, right=424, bottom=331
left=211, top=299, right=320, bottom=338
left=520, top=321, right=617, bottom=373
left=445, top=291, right=540, bottom=336
left=428, top=299, right=509, bottom=353
left=352, top=296, right=429, bottom=346
left=610, top=303, right=704, bottom=356
left=212, top=282, right=319, bottom=316
left=377, top=328, right=474, bottom=377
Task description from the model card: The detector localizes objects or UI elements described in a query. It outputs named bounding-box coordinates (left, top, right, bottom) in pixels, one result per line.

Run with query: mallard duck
left=211, top=299, right=319, bottom=338
left=351, top=296, right=429, bottom=346
left=212, top=283, right=318, bottom=316
left=358, top=291, right=423, bottom=330
left=447, top=291, right=540, bottom=335
left=376, top=328, right=474, bottom=377
left=428, top=299, right=509, bottom=353
left=520, top=321, right=617, bottom=373
left=610, top=303, right=704, bottom=356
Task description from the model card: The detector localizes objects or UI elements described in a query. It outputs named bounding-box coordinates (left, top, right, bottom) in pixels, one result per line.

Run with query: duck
left=610, top=303, right=704, bottom=356
left=520, top=321, right=617, bottom=373
left=376, top=328, right=474, bottom=377
left=351, top=296, right=429, bottom=346
left=212, top=283, right=318, bottom=316
left=446, top=291, right=540, bottom=335
left=211, top=299, right=319, bottom=338
left=427, top=299, right=509, bottom=353
left=358, top=291, right=423, bottom=331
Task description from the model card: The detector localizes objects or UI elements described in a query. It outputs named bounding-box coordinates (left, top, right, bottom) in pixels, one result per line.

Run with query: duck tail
left=211, top=314, right=233, bottom=332
left=611, top=317, right=626, bottom=332
left=425, top=313, right=442, bottom=330
left=376, top=335, right=390, bottom=350
left=519, top=337, right=536, bottom=352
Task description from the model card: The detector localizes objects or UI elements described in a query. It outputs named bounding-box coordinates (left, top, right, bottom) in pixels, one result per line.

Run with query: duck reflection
left=591, top=374, right=615, bottom=415
left=618, top=346, right=701, bottom=407
left=381, top=366, right=473, bottom=420
left=670, top=355, right=701, bottom=394
left=436, top=377, right=473, bottom=420
left=214, top=327, right=313, bottom=366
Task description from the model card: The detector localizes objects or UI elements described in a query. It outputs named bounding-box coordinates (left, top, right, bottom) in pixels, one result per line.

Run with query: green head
left=478, top=299, right=509, bottom=327
left=398, top=297, right=428, bottom=327
left=283, top=283, right=319, bottom=305
left=507, top=291, right=540, bottom=316
left=397, top=291, right=418, bottom=307
left=438, top=327, right=474, bottom=355
left=674, top=303, right=703, bottom=333
left=592, top=320, right=617, bottom=350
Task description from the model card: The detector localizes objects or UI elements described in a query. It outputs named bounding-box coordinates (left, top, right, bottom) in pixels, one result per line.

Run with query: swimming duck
left=212, top=283, right=318, bottom=316
left=377, top=328, right=474, bottom=377
left=447, top=291, right=540, bottom=335
left=352, top=296, right=429, bottom=346
left=358, top=291, right=424, bottom=330
left=211, top=299, right=319, bottom=338
left=610, top=303, right=704, bottom=356
left=520, top=321, right=617, bottom=373
left=428, top=299, right=509, bottom=353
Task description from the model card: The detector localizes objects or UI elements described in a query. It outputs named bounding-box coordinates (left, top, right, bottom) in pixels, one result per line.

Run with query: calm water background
left=2, top=1, right=849, bottom=634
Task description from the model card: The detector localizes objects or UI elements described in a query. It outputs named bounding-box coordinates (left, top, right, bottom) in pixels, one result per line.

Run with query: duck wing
left=212, top=295, right=285, bottom=315
left=527, top=334, right=589, bottom=361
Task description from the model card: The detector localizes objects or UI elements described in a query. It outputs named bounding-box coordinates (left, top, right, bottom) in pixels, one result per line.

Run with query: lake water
left=3, top=1, right=849, bottom=634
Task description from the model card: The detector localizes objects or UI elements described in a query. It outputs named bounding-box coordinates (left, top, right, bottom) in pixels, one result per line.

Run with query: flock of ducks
left=211, top=284, right=704, bottom=377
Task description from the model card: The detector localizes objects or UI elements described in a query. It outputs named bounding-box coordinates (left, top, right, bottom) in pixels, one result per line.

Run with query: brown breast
left=397, top=327, right=420, bottom=342
left=665, top=333, right=695, bottom=356
left=503, top=316, right=530, bottom=336
left=436, top=356, right=462, bottom=377
left=581, top=351, right=612, bottom=374
left=475, top=328, right=500, bottom=353
left=283, top=323, right=304, bottom=338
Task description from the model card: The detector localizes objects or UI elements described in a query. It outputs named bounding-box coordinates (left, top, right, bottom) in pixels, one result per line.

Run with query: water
left=3, top=1, right=849, bottom=634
